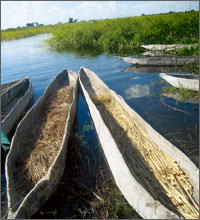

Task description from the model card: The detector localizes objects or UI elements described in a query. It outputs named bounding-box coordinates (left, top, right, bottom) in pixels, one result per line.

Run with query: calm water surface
left=2, top=33, right=198, bottom=164
left=1, top=34, right=199, bottom=218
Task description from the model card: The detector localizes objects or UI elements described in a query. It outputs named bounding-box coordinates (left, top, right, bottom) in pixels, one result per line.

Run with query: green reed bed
left=46, top=11, right=199, bottom=55
left=175, top=44, right=199, bottom=56
left=166, top=43, right=199, bottom=56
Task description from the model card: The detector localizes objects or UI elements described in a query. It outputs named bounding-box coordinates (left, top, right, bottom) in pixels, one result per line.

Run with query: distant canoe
left=6, top=70, right=78, bottom=219
left=121, top=56, right=199, bottom=66
left=79, top=67, right=199, bottom=219
left=142, top=51, right=167, bottom=57
left=141, top=44, right=197, bottom=51
left=1, top=78, right=33, bottom=137
left=160, top=73, right=199, bottom=91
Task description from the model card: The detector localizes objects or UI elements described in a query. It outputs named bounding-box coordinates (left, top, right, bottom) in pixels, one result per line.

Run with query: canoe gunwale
left=1, top=77, right=33, bottom=136
left=5, top=69, right=78, bottom=219
left=79, top=67, right=199, bottom=219
left=1, top=77, right=31, bottom=94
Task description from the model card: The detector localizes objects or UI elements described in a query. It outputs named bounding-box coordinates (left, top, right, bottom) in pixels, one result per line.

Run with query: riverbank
left=46, top=11, right=199, bottom=55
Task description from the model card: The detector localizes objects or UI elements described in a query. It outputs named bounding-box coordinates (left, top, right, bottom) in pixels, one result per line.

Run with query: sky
left=1, top=1, right=199, bottom=29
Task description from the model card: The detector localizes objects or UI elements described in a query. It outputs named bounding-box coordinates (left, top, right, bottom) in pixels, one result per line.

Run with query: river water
left=1, top=33, right=199, bottom=218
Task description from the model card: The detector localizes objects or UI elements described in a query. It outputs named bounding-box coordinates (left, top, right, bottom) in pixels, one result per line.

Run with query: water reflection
left=125, top=84, right=151, bottom=99
left=131, top=76, right=140, bottom=80
left=47, top=47, right=103, bottom=58
left=122, top=65, right=190, bottom=74
left=161, top=92, right=199, bottom=104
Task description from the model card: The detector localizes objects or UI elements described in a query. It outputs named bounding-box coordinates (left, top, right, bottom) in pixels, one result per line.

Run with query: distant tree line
left=68, top=17, right=78, bottom=23
left=6, top=22, right=44, bottom=30
left=140, top=9, right=197, bottom=17
left=26, top=22, right=44, bottom=27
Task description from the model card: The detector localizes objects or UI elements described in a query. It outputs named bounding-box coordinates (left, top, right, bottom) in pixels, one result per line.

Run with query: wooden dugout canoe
left=5, top=69, right=78, bottom=219
left=1, top=78, right=33, bottom=137
left=121, top=56, right=199, bottom=66
left=160, top=73, right=199, bottom=91
left=141, top=44, right=197, bottom=51
left=79, top=67, right=199, bottom=219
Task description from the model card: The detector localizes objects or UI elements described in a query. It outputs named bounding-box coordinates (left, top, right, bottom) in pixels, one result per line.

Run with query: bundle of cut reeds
left=92, top=92, right=199, bottom=219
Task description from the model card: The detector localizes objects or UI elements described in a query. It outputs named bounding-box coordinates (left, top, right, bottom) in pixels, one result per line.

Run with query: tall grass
left=175, top=44, right=199, bottom=56
left=47, top=11, right=199, bottom=55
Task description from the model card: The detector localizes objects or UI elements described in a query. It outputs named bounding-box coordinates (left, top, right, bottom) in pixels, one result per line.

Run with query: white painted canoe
left=160, top=73, right=199, bottom=91
left=5, top=69, right=78, bottom=219
left=121, top=56, right=199, bottom=66
left=1, top=78, right=33, bottom=137
left=141, top=44, right=197, bottom=51
left=79, top=67, right=199, bottom=219
left=142, top=51, right=166, bottom=57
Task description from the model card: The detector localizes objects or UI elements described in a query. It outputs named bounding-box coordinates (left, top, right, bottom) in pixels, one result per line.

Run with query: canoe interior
left=12, top=73, right=72, bottom=196
left=14, top=85, right=73, bottom=196
left=79, top=68, right=199, bottom=219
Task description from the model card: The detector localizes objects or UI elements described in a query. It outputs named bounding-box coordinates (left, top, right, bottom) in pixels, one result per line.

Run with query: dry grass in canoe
left=91, top=92, right=199, bottom=219
left=13, top=85, right=74, bottom=196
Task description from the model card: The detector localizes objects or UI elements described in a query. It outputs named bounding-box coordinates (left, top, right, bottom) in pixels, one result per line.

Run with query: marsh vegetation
left=46, top=11, right=199, bottom=55
left=2, top=11, right=199, bottom=56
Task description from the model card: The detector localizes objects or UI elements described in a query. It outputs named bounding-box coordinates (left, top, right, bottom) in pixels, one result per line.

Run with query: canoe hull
left=79, top=67, right=199, bottom=219
left=141, top=44, right=197, bottom=51
left=5, top=70, right=78, bottom=219
left=160, top=73, right=199, bottom=91
left=122, top=56, right=199, bottom=66
left=1, top=78, right=34, bottom=137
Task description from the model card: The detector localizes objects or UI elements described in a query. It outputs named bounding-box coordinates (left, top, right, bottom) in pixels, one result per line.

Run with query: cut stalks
left=90, top=92, right=199, bottom=219
left=14, top=86, right=73, bottom=196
